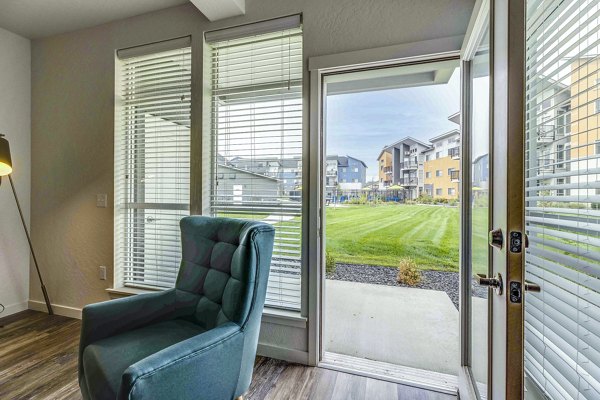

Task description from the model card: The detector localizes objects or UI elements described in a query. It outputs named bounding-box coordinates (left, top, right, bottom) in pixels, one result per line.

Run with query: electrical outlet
left=96, top=194, right=108, bottom=208
left=99, top=266, right=107, bottom=280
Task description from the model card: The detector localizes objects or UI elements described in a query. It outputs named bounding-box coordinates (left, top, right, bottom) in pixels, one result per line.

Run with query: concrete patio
left=324, top=280, right=487, bottom=383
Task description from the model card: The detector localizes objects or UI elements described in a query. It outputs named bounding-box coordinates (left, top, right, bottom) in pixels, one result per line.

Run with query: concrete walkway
left=325, top=280, right=479, bottom=377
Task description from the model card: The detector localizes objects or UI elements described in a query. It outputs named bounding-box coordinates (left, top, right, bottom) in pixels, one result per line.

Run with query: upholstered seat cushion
left=82, top=319, right=205, bottom=399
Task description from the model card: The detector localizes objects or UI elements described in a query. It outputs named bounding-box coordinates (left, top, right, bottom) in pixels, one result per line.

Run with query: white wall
left=0, top=27, right=31, bottom=317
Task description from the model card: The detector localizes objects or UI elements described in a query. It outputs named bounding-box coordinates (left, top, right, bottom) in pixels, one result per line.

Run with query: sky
left=325, top=69, right=461, bottom=182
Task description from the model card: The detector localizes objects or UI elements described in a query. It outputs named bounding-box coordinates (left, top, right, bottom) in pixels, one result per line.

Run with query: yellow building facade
left=423, top=130, right=460, bottom=199
left=378, top=150, right=393, bottom=187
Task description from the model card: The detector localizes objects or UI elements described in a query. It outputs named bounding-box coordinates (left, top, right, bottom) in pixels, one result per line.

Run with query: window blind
left=115, top=38, right=191, bottom=289
left=206, top=19, right=303, bottom=310
left=525, top=1, right=600, bottom=398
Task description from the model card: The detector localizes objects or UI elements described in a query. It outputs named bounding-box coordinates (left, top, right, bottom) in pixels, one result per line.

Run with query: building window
left=426, top=171, right=432, bottom=178
left=426, top=155, right=430, bottom=161
left=436, top=188, right=443, bottom=196
left=448, top=188, right=456, bottom=196
left=436, top=170, right=442, bottom=177
left=115, top=38, right=192, bottom=289
left=596, top=141, right=600, bottom=154
left=354, top=167, right=359, bottom=172
left=207, top=17, right=303, bottom=310
left=353, top=178, right=358, bottom=183
left=595, top=99, right=600, bottom=114
left=436, top=151, right=441, bottom=159
left=342, top=168, right=347, bottom=173
left=448, top=168, right=454, bottom=175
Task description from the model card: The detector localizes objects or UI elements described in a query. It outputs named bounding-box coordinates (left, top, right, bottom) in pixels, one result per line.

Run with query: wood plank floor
left=0, top=310, right=456, bottom=399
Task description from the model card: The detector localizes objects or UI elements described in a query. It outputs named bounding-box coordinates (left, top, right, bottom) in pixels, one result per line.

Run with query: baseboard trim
left=0, top=301, right=28, bottom=318
left=257, top=343, right=309, bottom=365
left=28, top=300, right=82, bottom=319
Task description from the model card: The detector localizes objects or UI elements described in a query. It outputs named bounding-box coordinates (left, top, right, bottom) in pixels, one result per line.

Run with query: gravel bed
left=327, top=263, right=488, bottom=310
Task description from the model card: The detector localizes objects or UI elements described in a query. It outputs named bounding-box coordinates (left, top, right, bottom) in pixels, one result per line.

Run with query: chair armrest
left=119, top=322, right=245, bottom=400
left=79, top=289, right=176, bottom=381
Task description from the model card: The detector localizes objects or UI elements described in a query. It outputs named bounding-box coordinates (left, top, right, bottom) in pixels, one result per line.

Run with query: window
left=448, top=188, right=456, bottom=196
left=354, top=167, right=359, bottom=172
left=436, top=151, right=441, bottom=159
left=207, top=16, right=303, bottom=310
left=342, top=168, right=347, bottom=173
left=353, top=179, right=358, bottom=183
left=115, top=38, right=192, bottom=289
left=436, top=170, right=442, bottom=177
left=426, top=155, right=430, bottom=161
left=595, top=99, right=600, bottom=114
left=435, top=188, right=442, bottom=196
left=448, top=168, right=454, bottom=175
left=426, top=172, right=432, bottom=178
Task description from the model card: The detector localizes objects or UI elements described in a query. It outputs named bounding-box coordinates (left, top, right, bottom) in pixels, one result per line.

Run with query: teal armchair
left=79, top=216, right=275, bottom=400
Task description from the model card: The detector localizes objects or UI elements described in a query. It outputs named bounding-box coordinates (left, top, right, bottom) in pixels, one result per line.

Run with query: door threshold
left=320, top=351, right=458, bottom=395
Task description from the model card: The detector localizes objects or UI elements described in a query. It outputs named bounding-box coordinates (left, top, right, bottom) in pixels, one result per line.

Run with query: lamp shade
left=0, top=134, right=12, bottom=176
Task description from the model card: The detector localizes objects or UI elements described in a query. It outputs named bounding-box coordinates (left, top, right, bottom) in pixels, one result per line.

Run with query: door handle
left=475, top=273, right=503, bottom=295
left=524, top=280, right=541, bottom=293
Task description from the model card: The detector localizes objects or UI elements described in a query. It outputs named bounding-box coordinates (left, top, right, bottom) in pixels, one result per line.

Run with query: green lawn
left=326, top=204, right=488, bottom=273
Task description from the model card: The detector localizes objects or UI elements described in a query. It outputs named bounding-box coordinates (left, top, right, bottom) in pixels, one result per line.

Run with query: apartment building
left=568, top=58, right=600, bottom=201
left=423, top=129, right=461, bottom=199
left=325, top=155, right=367, bottom=199
left=377, top=137, right=431, bottom=199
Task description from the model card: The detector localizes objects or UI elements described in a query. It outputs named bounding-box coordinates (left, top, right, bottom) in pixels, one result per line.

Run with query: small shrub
left=397, top=258, right=421, bottom=286
left=325, top=251, right=336, bottom=275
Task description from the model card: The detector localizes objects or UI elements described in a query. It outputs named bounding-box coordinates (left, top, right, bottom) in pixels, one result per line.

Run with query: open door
left=459, top=0, right=527, bottom=398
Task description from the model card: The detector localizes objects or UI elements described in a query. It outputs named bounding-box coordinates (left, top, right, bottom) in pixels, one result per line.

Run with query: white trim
left=0, top=301, right=28, bottom=317
left=307, top=38, right=463, bottom=371
left=308, top=35, right=463, bottom=72
left=461, top=0, right=490, bottom=60
left=28, top=300, right=82, bottom=319
left=257, top=343, right=309, bottom=364
left=262, top=308, right=307, bottom=329
left=320, top=352, right=458, bottom=395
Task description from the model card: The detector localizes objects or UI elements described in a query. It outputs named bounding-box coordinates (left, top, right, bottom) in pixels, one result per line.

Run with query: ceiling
left=0, top=0, right=190, bottom=39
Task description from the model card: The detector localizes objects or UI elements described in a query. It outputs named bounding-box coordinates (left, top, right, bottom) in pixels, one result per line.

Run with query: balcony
left=401, top=161, right=418, bottom=170
left=400, top=177, right=418, bottom=186
left=383, top=166, right=393, bottom=175
left=536, top=125, right=555, bottom=143
left=449, top=147, right=460, bottom=160
left=450, top=170, right=460, bottom=182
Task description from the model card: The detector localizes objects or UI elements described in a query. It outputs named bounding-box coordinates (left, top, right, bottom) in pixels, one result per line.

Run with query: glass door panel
left=470, top=26, right=491, bottom=398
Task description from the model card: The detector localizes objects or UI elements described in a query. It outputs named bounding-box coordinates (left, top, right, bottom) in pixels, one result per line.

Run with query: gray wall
left=0, top=27, right=30, bottom=317
left=30, top=0, right=474, bottom=359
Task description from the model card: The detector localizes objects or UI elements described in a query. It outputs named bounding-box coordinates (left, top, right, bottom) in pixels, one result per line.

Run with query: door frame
left=458, top=0, right=491, bottom=398
left=306, top=37, right=463, bottom=387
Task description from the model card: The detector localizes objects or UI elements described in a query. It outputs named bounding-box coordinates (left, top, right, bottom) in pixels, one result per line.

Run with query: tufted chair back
left=175, top=216, right=275, bottom=331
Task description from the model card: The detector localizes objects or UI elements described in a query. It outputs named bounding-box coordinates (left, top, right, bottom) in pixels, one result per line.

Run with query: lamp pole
left=7, top=175, right=53, bottom=315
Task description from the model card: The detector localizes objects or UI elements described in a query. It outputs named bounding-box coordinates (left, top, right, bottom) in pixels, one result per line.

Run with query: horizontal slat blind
left=525, top=0, right=600, bottom=398
left=207, top=22, right=303, bottom=310
left=115, top=41, right=191, bottom=289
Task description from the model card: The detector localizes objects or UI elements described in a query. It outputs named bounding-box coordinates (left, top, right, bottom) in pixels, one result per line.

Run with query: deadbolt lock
left=489, top=228, right=503, bottom=250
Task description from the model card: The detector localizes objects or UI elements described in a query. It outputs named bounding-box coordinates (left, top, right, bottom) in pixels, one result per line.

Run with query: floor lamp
left=0, top=134, right=53, bottom=315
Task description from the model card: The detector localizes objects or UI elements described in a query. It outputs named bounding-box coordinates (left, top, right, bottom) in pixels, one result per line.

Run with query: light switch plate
left=99, top=266, right=107, bottom=280
left=96, top=194, right=108, bottom=208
